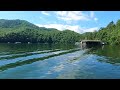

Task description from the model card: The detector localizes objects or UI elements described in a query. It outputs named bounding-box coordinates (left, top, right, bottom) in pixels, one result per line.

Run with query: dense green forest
left=0, top=19, right=120, bottom=45
left=0, top=19, right=81, bottom=44
left=82, top=20, right=120, bottom=45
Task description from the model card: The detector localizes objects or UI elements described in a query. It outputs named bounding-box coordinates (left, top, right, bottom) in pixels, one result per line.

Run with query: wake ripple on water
left=0, top=48, right=82, bottom=72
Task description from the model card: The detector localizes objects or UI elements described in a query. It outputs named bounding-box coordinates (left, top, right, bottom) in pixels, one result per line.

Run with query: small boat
left=28, top=42, right=30, bottom=44
left=15, top=42, right=21, bottom=44
left=101, top=42, right=107, bottom=45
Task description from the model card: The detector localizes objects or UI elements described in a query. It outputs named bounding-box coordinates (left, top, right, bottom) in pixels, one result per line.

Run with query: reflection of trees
left=0, top=43, right=76, bottom=54
left=87, top=45, right=120, bottom=65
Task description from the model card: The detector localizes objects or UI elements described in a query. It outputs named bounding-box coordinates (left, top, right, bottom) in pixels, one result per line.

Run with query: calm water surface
left=0, top=43, right=120, bottom=79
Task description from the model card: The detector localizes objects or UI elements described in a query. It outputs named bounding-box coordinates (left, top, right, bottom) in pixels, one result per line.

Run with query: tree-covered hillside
left=0, top=19, right=81, bottom=44
left=0, top=19, right=40, bottom=29
left=82, top=20, right=120, bottom=45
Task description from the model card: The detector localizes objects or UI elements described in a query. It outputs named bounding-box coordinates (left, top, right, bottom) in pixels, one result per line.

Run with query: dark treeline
left=0, top=19, right=81, bottom=44
left=0, top=19, right=120, bottom=45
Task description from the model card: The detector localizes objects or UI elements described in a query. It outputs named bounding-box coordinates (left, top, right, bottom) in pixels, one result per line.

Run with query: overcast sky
left=0, top=11, right=120, bottom=33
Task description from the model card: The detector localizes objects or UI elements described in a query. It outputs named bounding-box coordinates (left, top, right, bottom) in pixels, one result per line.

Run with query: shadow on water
left=0, top=48, right=81, bottom=72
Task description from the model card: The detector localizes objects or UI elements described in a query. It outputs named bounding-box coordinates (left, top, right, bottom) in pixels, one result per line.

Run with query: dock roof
left=81, top=40, right=101, bottom=42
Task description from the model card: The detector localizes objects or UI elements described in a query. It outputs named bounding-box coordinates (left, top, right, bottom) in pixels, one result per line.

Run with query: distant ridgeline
left=0, top=19, right=120, bottom=45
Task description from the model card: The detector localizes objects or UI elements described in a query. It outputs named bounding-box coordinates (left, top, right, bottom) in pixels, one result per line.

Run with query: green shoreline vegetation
left=0, top=19, right=120, bottom=45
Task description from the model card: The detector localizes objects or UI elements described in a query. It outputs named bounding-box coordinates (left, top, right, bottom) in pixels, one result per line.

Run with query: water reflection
left=87, top=45, right=120, bottom=65
left=0, top=43, right=76, bottom=54
left=1, top=43, right=120, bottom=79
left=79, top=43, right=103, bottom=50
left=0, top=48, right=80, bottom=71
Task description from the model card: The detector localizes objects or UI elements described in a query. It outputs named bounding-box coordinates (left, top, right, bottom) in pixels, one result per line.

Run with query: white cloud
left=39, top=17, right=45, bottom=20
left=41, top=11, right=50, bottom=16
left=36, top=24, right=99, bottom=34
left=55, top=11, right=90, bottom=21
left=55, top=11, right=98, bottom=23
left=90, top=11, right=98, bottom=22
left=90, top=11, right=94, bottom=18
left=94, top=18, right=98, bottom=21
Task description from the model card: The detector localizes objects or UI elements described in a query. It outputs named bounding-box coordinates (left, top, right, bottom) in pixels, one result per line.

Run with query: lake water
left=0, top=43, right=120, bottom=79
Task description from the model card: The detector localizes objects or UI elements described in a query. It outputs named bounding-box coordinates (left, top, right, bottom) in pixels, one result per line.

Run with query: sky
left=0, top=11, right=120, bottom=33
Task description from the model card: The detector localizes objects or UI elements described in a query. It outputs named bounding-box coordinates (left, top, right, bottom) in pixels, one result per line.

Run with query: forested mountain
left=0, top=19, right=81, bottom=44
left=0, top=19, right=40, bottom=29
